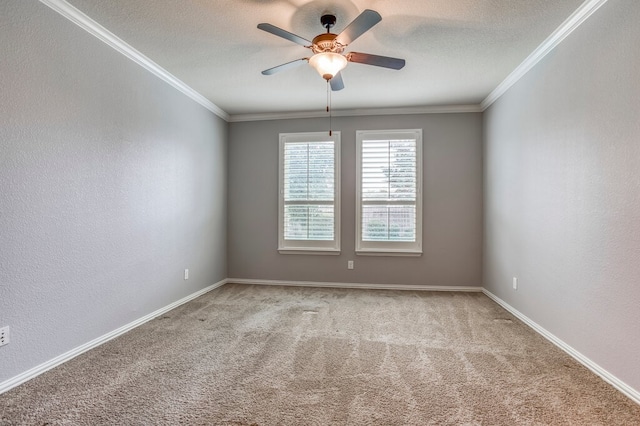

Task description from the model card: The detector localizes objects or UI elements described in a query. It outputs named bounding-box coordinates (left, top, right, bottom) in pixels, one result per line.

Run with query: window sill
left=279, top=249, right=341, bottom=256
left=356, top=250, right=422, bottom=257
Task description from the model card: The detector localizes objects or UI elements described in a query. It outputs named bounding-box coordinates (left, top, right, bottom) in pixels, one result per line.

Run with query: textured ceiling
left=65, top=0, right=586, bottom=117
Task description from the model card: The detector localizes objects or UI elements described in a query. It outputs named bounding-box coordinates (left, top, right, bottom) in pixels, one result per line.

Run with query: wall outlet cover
left=0, top=326, right=9, bottom=347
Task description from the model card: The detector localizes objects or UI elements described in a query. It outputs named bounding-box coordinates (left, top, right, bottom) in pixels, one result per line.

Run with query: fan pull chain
left=326, top=80, right=332, bottom=136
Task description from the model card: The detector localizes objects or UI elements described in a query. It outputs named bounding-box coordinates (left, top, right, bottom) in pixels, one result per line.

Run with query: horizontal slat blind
left=361, top=139, right=417, bottom=242
left=362, top=205, right=416, bottom=241
left=283, top=141, right=335, bottom=241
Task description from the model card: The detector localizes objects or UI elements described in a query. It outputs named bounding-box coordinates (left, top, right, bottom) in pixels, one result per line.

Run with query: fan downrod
left=320, top=14, right=336, bottom=32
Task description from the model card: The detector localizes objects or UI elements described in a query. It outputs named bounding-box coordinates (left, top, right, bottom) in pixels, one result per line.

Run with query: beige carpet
left=1, top=284, right=639, bottom=425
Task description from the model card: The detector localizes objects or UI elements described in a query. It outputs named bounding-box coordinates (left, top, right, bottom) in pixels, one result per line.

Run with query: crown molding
left=480, top=0, right=609, bottom=111
left=229, top=104, right=482, bottom=122
left=39, top=0, right=608, bottom=122
left=39, top=0, right=230, bottom=121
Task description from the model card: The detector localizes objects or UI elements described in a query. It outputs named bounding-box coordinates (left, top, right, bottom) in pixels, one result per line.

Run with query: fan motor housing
left=311, top=33, right=344, bottom=54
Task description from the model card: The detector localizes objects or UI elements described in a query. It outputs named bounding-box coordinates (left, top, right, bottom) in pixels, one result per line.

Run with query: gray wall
left=228, top=113, right=483, bottom=286
left=483, top=0, right=640, bottom=392
left=0, top=1, right=227, bottom=383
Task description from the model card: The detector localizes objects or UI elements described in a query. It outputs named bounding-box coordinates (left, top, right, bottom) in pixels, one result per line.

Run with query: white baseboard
left=4, top=279, right=637, bottom=407
left=228, top=278, right=483, bottom=293
left=482, top=289, right=640, bottom=406
left=0, top=279, right=228, bottom=395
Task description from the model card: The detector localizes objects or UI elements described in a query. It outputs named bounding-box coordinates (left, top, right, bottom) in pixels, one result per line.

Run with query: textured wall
left=0, top=1, right=227, bottom=383
left=483, top=0, right=640, bottom=392
left=228, top=113, right=483, bottom=286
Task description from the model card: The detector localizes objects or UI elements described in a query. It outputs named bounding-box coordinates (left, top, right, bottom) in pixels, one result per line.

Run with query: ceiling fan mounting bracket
left=320, top=14, right=337, bottom=31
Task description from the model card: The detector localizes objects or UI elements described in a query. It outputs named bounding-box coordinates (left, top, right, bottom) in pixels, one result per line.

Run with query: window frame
left=278, top=131, right=341, bottom=255
left=356, top=129, right=423, bottom=256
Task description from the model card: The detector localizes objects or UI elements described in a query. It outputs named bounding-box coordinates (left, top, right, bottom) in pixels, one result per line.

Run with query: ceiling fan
left=258, top=9, right=405, bottom=91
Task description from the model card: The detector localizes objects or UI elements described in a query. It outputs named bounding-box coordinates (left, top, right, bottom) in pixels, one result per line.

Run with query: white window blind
left=279, top=132, right=340, bottom=254
left=356, top=129, right=422, bottom=255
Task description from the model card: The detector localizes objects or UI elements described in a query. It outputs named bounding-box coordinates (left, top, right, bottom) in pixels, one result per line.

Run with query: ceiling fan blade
left=335, top=9, right=382, bottom=46
left=257, top=23, right=311, bottom=47
left=330, top=72, right=345, bottom=91
left=261, top=58, right=308, bottom=75
left=347, top=52, right=405, bottom=70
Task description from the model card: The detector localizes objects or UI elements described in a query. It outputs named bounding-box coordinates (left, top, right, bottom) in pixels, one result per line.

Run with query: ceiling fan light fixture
left=259, top=9, right=402, bottom=90
left=309, top=52, right=348, bottom=81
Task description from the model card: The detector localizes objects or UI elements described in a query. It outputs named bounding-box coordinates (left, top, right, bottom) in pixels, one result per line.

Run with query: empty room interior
left=1, top=0, right=639, bottom=424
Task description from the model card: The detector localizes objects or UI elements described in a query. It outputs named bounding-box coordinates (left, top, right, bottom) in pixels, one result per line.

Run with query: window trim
left=278, top=131, right=341, bottom=255
left=355, top=129, right=422, bottom=256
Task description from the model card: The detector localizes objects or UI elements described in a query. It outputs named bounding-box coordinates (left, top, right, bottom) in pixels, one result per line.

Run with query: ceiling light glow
left=309, top=52, right=348, bottom=81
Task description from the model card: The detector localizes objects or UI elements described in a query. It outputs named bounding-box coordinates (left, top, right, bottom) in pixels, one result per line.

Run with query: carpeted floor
left=1, top=283, right=639, bottom=425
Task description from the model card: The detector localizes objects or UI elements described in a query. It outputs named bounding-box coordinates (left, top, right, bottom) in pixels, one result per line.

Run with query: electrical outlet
left=513, top=277, right=518, bottom=290
left=0, top=326, right=9, bottom=347
left=348, top=260, right=354, bottom=270
left=184, top=269, right=189, bottom=280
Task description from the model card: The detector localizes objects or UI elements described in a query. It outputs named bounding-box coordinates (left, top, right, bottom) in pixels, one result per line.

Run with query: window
left=356, top=129, right=422, bottom=255
left=279, top=132, right=340, bottom=254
